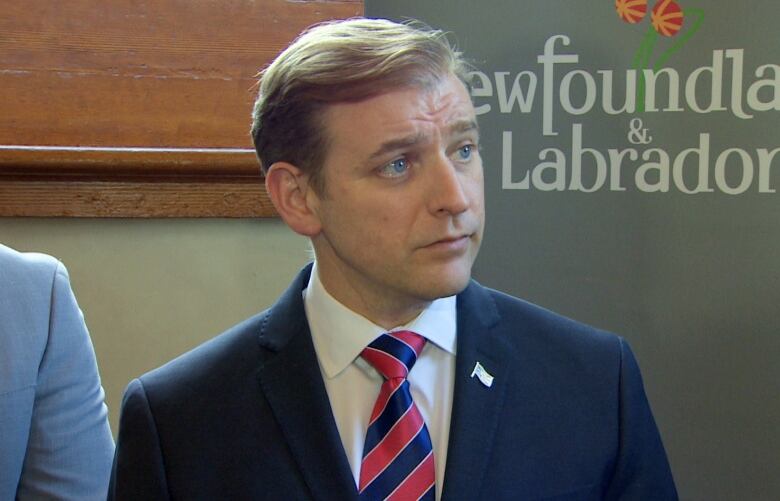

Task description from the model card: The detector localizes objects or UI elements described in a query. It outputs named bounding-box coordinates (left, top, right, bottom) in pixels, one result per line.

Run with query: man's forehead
left=413, top=76, right=475, bottom=119
left=320, top=75, right=476, bottom=154
left=331, top=73, right=471, bottom=116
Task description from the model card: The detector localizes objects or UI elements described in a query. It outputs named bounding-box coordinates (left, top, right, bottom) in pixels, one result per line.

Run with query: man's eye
left=457, top=144, right=473, bottom=161
left=378, top=158, right=409, bottom=178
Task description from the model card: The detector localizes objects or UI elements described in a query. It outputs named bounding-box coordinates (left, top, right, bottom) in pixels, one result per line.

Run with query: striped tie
left=359, top=331, right=435, bottom=501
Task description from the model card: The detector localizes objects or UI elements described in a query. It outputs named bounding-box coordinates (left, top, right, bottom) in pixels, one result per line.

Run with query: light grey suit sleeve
left=0, top=247, right=114, bottom=500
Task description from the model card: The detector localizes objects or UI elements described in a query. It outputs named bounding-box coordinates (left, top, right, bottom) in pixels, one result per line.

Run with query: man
left=0, top=244, right=114, bottom=500
left=111, top=18, right=677, bottom=500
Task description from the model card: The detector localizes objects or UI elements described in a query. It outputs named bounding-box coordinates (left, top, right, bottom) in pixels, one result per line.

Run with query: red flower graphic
left=616, top=0, right=648, bottom=24
left=616, top=0, right=684, bottom=36
left=651, top=0, right=684, bottom=36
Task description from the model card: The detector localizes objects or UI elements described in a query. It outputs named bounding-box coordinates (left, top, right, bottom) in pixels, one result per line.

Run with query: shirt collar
left=304, top=262, right=457, bottom=380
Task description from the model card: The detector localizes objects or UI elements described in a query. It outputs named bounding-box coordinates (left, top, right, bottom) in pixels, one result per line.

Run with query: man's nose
left=426, top=153, right=470, bottom=216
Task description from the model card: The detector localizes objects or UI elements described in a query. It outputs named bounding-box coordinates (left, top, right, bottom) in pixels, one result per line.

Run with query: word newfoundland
left=474, top=35, right=779, bottom=195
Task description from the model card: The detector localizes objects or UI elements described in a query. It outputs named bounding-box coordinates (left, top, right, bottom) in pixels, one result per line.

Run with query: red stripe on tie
left=386, top=451, right=435, bottom=501
left=363, top=346, right=408, bottom=379
left=358, top=405, right=424, bottom=490
left=390, top=330, right=426, bottom=357
left=368, top=379, right=402, bottom=424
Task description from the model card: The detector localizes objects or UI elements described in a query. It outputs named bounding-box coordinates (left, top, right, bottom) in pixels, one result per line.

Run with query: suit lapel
left=441, top=281, right=511, bottom=501
left=256, top=265, right=358, bottom=501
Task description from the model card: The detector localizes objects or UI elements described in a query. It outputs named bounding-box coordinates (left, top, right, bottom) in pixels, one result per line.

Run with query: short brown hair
left=251, top=17, right=470, bottom=193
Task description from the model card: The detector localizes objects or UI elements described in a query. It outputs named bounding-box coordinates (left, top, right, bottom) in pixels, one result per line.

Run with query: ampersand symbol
left=627, top=118, right=652, bottom=144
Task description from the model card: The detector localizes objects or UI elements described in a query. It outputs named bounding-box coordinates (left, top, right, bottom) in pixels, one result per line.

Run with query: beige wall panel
left=0, top=218, right=310, bottom=432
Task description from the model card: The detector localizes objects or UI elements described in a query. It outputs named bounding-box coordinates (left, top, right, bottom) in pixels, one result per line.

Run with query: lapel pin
left=470, top=361, right=494, bottom=388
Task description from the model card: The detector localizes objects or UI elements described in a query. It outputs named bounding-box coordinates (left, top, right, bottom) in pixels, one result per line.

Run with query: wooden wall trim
left=0, top=145, right=259, bottom=176
left=0, top=0, right=363, bottom=217
left=0, top=179, right=272, bottom=218
left=0, top=145, right=270, bottom=217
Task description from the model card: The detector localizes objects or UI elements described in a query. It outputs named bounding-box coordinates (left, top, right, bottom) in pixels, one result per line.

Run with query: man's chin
left=419, top=271, right=472, bottom=300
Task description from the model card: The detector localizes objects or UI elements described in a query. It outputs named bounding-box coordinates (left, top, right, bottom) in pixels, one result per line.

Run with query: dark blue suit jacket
left=110, top=264, right=677, bottom=500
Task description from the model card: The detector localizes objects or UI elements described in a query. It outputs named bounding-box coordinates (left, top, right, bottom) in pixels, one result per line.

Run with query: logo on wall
left=617, top=0, right=685, bottom=36
left=617, top=0, right=703, bottom=112
left=475, top=2, right=779, bottom=195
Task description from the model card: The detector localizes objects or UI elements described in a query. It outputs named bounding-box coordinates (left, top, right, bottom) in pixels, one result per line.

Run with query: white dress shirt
left=304, top=263, right=457, bottom=498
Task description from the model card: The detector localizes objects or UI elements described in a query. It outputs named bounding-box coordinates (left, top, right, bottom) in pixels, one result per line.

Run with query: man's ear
left=265, top=162, right=322, bottom=237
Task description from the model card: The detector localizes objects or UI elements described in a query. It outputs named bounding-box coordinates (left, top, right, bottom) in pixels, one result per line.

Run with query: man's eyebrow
left=368, top=132, right=428, bottom=161
left=449, top=119, right=479, bottom=136
left=368, top=120, right=480, bottom=161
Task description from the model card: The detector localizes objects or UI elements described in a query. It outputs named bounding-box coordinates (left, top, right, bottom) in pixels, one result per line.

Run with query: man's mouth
left=423, top=233, right=473, bottom=252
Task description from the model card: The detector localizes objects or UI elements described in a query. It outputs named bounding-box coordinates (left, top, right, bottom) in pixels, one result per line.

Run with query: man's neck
left=314, top=264, right=430, bottom=330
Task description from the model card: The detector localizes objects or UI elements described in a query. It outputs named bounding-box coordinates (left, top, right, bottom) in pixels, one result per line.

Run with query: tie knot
left=361, top=331, right=426, bottom=380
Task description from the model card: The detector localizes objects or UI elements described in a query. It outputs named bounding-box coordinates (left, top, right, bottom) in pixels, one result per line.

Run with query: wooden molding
left=0, top=145, right=271, bottom=217
left=0, top=0, right=363, bottom=217
left=0, top=179, right=273, bottom=218
left=0, top=145, right=259, bottom=177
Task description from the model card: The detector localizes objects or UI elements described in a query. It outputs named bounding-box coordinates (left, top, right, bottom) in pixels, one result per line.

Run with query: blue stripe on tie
left=370, top=334, right=417, bottom=371
left=420, top=485, right=435, bottom=501
left=359, top=425, right=433, bottom=500
left=363, top=380, right=413, bottom=454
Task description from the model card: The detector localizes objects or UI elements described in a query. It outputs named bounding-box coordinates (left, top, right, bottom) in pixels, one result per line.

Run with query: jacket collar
left=256, top=264, right=359, bottom=500
left=442, top=280, right=511, bottom=500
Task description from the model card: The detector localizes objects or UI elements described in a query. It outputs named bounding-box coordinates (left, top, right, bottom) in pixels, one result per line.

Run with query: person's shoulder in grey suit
left=0, top=243, right=114, bottom=500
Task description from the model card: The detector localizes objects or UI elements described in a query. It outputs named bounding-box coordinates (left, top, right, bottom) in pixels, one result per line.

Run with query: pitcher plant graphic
left=615, top=0, right=705, bottom=112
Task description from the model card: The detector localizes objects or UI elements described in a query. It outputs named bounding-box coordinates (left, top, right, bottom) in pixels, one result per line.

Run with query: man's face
left=307, top=74, right=485, bottom=326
